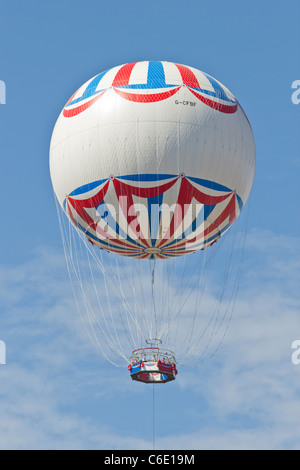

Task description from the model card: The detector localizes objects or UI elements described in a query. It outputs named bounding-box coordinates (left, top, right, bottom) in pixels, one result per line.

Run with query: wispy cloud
left=0, top=226, right=299, bottom=449
left=174, top=227, right=300, bottom=449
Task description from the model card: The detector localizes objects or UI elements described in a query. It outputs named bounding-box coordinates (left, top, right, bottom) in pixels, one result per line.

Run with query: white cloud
left=0, top=227, right=299, bottom=450
left=174, top=227, right=300, bottom=449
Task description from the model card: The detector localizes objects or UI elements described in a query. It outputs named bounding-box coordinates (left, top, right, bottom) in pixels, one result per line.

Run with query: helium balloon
left=50, top=61, right=255, bottom=260
left=50, top=61, right=255, bottom=382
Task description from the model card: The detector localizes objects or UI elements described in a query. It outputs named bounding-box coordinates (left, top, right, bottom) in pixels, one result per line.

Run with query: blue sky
left=0, top=0, right=299, bottom=450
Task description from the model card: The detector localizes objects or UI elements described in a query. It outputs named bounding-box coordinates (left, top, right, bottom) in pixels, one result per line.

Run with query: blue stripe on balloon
left=147, top=194, right=163, bottom=246
left=115, top=61, right=177, bottom=90
left=68, top=178, right=108, bottom=197
left=67, top=175, right=237, bottom=197
left=67, top=70, right=110, bottom=106
left=162, top=205, right=207, bottom=249
left=236, top=193, right=243, bottom=211
left=113, top=83, right=177, bottom=90
left=117, top=174, right=177, bottom=182
left=147, top=61, right=166, bottom=88
left=186, top=176, right=232, bottom=193
left=201, top=72, right=235, bottom=103
left=95, top=200, right=146, bottom=249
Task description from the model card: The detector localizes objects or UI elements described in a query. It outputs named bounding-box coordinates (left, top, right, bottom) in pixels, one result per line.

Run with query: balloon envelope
left=50, top=61, right=255, bottom=259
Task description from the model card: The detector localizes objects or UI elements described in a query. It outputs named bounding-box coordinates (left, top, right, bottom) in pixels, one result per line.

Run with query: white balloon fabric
left=50, top=61, right=255, bottom=259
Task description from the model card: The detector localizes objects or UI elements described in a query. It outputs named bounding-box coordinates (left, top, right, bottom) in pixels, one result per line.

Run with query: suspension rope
left=54, top=184, right=250, bottom=369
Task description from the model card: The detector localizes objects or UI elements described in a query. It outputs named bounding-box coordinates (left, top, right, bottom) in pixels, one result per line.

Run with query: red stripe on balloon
left=158, top=178, right=232, bottom=248
left=114, top=177, right=179, bottom=199
left=67, top=181, right=110, bottom=226
left=113, top=87, right=180, bottom=103
left=113, top=179, right=150, bottom=248
left=175, top=194, right=237, bottom=249
left=63, top=91, right=106, bottom=117
left=112, top=63, right=137, bottom=87
left=189, top=89, right=238, bottom=114
left=174, top=63, right=201, bottom=89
